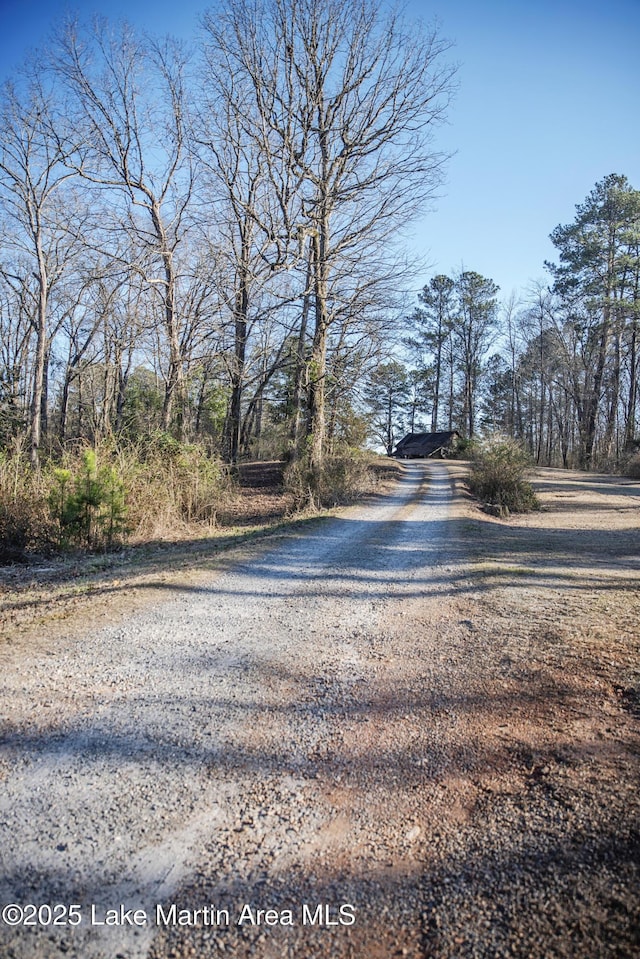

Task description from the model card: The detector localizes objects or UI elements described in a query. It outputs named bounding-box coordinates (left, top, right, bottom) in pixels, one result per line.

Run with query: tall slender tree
left=452, top=270, right=499, bottom=437
left=409, top=274, right=455, bottom=430
left=363, top=360, right=409, bottom=454
left=203, top=0, right=455, bottom=473
left=0, top=70, right=78, bottom=465
left=547, top=174, right=640, bottom=467
left=196, top=18, right=302, bottom=462
left=54, top=21, right=196, bottom=436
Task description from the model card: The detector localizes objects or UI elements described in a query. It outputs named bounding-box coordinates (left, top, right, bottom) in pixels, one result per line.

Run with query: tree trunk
left=307, top=318, right=328, bottom=474
left=603, top=329, right=621, bottom=461
left=581, top=321, right=610, bottom=469
left=307, top=225, right=329, bottom=476
left=59, top=366, right=73, bottom=445
left=115, top=366, right=129, bottom=434
left=291, top=246, right=313, bottom=456
left=625, top=317, right=637, bottom=446
left=431, top=315, right=443, bottom=431
left=153, top=204, right=184, bottom=438
left=29, top=249, right=48, bottom=469
left=225, top=263, right=249, bottom=464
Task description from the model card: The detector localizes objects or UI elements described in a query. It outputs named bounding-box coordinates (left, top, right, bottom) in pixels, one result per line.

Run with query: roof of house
left=393, top=430, right=460, bottom=458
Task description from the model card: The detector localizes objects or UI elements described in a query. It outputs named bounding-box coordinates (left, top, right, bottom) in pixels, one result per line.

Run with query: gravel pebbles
left=1, top=461, right=638, bottom=959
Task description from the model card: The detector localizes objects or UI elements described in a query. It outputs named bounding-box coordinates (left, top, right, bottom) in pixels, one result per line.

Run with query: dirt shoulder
left=412, top=462, right=640, bottom=957
left=446, top=461, right=640, bottom=701
left=0, top=459, right=290, bottom=646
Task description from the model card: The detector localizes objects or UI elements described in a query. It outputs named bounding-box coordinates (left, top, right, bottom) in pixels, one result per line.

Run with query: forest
left=1, top=0, right=639, bottom=553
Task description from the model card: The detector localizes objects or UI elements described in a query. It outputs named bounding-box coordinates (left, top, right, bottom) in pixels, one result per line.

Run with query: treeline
left=0, top=0, right=454, bottom=473
left=1, top=0, right=638, bottom=498
left=369, top=175, right=640, bottom=471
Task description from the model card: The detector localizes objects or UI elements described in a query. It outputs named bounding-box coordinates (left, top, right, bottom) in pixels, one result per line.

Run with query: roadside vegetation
left=625, top=451, right=640, bottom=479
left=283, top=449, right=382, bottom=511
left=0, top=436, right=393, bottom=561
left=1, top=0, right=638, bottom=563
left=468, top=436, right=539, bottom=515
left=0, top=437, right=230, bottom=561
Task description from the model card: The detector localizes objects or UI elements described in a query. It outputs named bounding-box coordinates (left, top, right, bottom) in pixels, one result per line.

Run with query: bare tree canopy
left=4, top=5, right=638, bottom=485
left=201, top=0, right=456, bottom=468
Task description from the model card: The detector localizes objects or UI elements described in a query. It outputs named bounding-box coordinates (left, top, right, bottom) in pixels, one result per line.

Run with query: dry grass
left=625, top=451, right=640, bottom=479
left=0, top=438, right=233, bottom=559
left=283, top=449, right=383, bottom=509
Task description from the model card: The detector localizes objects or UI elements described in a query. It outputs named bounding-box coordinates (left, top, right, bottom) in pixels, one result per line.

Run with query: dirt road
left=1, top=461, right=639, bottom=959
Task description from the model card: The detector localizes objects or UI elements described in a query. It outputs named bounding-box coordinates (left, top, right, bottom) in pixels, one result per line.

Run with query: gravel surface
left=1, top=461, right=638, bottom=959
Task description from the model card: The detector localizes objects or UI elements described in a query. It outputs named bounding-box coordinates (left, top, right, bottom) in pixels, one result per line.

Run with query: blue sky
left=1, top=0, right=638, bottom=304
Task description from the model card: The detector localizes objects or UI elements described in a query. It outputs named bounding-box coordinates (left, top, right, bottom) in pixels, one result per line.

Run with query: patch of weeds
left=284, top=449, right=378, bottom=510
left=468, top=435, right=540, bottom=514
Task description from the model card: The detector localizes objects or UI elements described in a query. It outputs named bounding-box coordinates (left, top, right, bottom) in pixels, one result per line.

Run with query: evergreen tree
left=547, top=174, right=640, bottom=467
left=452, top=270, right=500, bottom=437
left=363, top=361, right=410, bottom=455
left=409, top=275, right=455, bottom=430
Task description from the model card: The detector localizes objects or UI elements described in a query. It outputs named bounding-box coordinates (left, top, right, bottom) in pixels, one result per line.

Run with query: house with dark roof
left=392, top=430, right=460, bottom=458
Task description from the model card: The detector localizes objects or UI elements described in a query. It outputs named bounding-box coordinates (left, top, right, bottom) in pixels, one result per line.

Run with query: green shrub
left=0, top=437, right=228, bottom=559
left=48, top=449, right=128, bottom=549
left=468, top=435, right=539, bottom=514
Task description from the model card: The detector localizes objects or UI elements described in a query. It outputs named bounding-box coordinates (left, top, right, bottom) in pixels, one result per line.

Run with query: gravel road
left=1, top=461, right=638, bottom=959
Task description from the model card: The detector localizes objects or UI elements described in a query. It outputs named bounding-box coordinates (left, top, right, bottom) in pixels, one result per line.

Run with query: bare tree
left=0, top=254, right=36, bottom=441
left=195, top=30, right=300, bottom=462
left=500, top=291, right=526, bottom=438
left=53, top=20, right=197, bottom=435
left=0, top=69, right=79, bottom=465
left=202, top=0, right=455, bottom=472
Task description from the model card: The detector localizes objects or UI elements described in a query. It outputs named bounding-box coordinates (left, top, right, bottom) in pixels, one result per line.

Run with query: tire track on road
left=1, top=461, right=455, bottom=959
